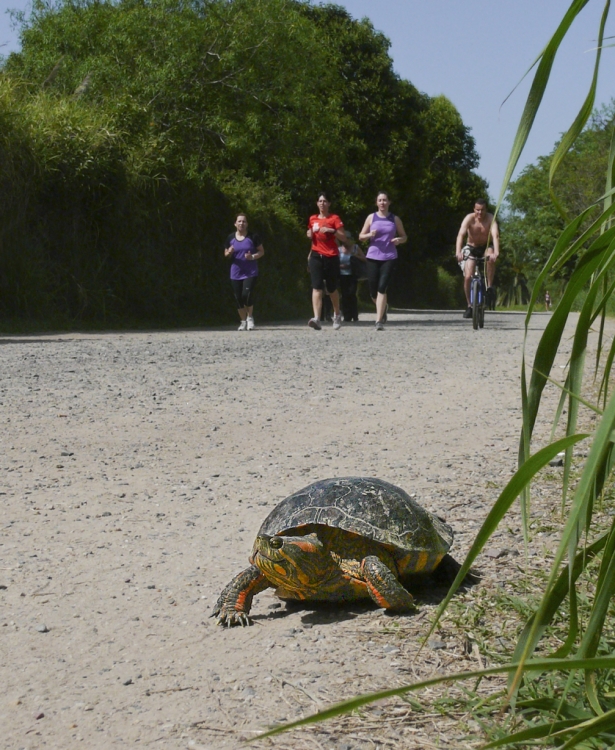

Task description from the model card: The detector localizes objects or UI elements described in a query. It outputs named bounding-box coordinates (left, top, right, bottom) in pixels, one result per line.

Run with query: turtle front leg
left=212, top=565, right=271, bottom=627
left=361, top=555, right=416, bottom=612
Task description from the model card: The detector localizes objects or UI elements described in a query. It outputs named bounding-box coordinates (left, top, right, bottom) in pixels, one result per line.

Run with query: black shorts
left=309, top=252, right=340, bottom=294
left=465, top=244, right=489, bottom=259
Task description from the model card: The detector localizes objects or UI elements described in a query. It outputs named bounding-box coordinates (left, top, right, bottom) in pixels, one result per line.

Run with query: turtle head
left=250, top=533, right=332, bottom=596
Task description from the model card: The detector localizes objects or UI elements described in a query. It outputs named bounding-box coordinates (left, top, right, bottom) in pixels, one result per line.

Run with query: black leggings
left=231, top=276, right=258, bottom=309
left=366, top=258, right=397, bottom=298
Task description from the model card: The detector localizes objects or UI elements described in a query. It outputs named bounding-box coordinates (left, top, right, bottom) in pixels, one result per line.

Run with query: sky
left=1, top=1, right=614, bottom=199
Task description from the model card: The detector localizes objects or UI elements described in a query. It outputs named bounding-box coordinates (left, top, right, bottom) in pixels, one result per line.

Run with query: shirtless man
left=456, top=199, right=500, bottom=318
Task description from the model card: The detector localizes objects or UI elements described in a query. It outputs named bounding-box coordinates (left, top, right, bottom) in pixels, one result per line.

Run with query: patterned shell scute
left=258, top=477, right=453, bottom=556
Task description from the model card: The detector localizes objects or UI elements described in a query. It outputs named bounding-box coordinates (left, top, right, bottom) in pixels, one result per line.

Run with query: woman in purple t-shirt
left=224, top=213, right=265, bottom=330
left=358, top=192, right=407, bottom=331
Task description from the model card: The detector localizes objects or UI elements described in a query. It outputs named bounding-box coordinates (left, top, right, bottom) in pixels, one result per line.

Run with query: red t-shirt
left=308, top=214, right=343, bottom=257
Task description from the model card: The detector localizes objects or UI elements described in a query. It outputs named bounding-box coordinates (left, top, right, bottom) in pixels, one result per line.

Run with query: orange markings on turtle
left=273, top=563, right=287, bottom=576
left=366, top=581, right=391, bottom=608
left=235, top=590, right=250, bottom=609
left=294, top=539, right=320, bottom=552
left=414, top=551, right=429, bottom=572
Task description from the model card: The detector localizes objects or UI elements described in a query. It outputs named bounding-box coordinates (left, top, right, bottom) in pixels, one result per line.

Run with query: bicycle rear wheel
left=471, top=278, right=480, bottom=330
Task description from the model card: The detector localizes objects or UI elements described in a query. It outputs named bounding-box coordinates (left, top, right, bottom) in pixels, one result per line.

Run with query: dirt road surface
left=1, top=309, right=574, bottom=749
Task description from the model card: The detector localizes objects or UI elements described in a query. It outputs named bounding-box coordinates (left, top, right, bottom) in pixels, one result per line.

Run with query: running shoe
left=308, top=318, right=322, bottom=330
left=246, top=316, right=255, bottom=331
left=375, top=321, right=385, bottom=331
left=463, top=306, right=472, bottom=319
left=238, top=320, right=248, bottom=331
left=332, top=314, right=342, bottom=330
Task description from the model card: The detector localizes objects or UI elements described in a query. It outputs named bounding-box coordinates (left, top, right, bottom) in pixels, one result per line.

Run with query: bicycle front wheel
left=479, top=303, right=485, bottom=328
left=471, top=278, right=480, bottom=330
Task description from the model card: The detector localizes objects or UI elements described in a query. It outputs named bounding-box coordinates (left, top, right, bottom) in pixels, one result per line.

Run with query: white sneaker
left=238, top=320, right=248, bottom=331
left=308, top=318, right=322, bottom=330
left=246, top=316, right=255, bottom=331
left=375, top=321, right=385, bottom=331
left=332, top=314, right=342, bottom=330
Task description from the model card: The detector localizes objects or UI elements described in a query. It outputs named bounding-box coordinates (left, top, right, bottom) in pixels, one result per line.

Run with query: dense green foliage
left=501, top=100, right=615, bottom=302
left=0, top=0, right=484, bottom=326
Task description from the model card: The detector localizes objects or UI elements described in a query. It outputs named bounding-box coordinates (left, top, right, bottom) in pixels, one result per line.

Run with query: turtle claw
left=215, top=608, right=252, bottom=628
left=213, top=566, right=269, bottom=629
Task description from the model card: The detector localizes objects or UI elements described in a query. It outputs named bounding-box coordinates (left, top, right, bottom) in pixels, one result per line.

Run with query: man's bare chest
left=469, top=218, right=490, bottom=237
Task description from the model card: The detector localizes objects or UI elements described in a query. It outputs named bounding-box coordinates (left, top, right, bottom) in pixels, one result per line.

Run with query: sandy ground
left=1, top=308, right=577, bottom=749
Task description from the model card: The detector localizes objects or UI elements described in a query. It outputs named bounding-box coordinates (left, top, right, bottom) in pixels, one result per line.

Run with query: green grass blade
left=510, top=388, right=615, bottom=696
left=603, top=79, right=615, bottom=222
left=550, top=375, right=570, bottom=444
left=594, top=277, right=607, bottom=381
left=251, top=656, right=615, bottom=741
left=517, top=696, right=593, bottom=718
left=558, top=707, right=615, bottom=749
left=591, top=273, right=615, bottom=325
left=600, top=330, right=615, bottom=407
left=534, top=369, right=603, bottom=418
left=561, top=278, right=602, bottom=501
left=512, top=533, right=608, bottom=663
left=549, top=198, right=615, bottom=276
left=423, top=434, right=587, bottom=645
left=553, top=582, right=579, bottom=659
left=482, top=719, right=584, bottom=749
left=521, top=227, right=615, bottom=462
left=577, top=522, right=615, bottom=714
left=531, top=198, right=615, bottom=304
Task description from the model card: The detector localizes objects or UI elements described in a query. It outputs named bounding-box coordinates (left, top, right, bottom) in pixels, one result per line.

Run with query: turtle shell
left=258, top=477, right=453, bottom=569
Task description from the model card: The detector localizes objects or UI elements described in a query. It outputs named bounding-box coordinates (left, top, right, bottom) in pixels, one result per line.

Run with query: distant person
left=544, top=290, right=552, bottom=311
left=456, top=199, right=499, bottom=318
left=224, top=213, right=264, bottom=330
left=338, top=230, right=366, bottom=322
left=358, top=192, right=407, bottom=331
left=307, top=193, right=346, bottom=330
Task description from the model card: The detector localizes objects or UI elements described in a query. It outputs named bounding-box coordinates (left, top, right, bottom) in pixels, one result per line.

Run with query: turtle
left=213, top=477, right=455, bottom=627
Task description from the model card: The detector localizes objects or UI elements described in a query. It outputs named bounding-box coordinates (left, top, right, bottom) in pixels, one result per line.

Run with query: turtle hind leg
left=212, top=565, right=271, bottom=627
left=361, top=555, right=416, bottom=612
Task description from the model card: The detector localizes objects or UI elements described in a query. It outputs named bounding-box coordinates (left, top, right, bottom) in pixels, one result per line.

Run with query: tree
left=0, top=0, right=487, bottom=322
left=494, top=246, right=531, bottom=307
left=505, top=100, right=615, bottom=281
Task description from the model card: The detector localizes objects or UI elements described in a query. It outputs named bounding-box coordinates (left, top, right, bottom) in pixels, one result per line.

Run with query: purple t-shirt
left=226, top=233, right=261, bottom=280
left=366, top=213, right=398, bottom=261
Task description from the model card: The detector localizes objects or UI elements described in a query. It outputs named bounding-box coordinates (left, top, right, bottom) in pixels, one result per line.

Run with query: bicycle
left=470, top=257, right=486, bottom=330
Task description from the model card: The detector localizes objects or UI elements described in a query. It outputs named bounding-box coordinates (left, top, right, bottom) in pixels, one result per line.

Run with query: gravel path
left=1, top=309, right=575, bottom=749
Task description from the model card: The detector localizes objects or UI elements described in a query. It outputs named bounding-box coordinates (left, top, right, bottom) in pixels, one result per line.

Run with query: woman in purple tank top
left=224, top=214, right=265, bottom=330
left=359, top=192, right=407, bottom=331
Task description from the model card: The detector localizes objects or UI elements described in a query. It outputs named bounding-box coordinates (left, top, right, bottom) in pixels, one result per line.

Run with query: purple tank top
left=366, top=213, right=397, bottom=261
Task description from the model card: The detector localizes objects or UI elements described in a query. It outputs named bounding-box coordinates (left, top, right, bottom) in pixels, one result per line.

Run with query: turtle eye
left=269, top=536, right=283, bottom=549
